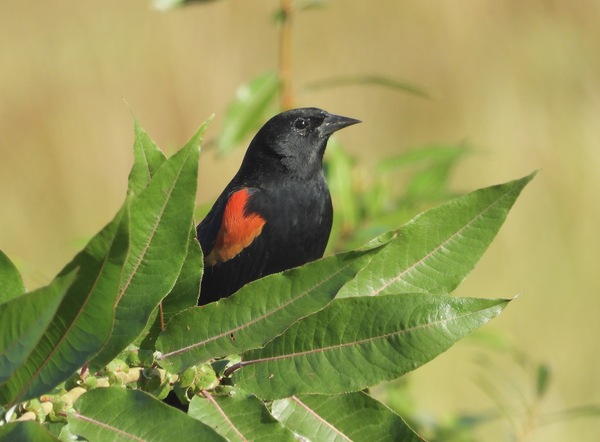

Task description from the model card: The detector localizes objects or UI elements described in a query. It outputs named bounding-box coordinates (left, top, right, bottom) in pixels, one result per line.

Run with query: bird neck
left=239, top=148, right=324, bottom=182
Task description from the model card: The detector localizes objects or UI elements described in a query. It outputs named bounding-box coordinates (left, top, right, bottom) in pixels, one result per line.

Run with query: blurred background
left=1, top=1, right=598, bottom=440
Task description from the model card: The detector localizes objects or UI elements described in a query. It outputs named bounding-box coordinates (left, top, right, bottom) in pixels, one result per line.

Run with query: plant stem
left=279, top=0, right=294, bottom=109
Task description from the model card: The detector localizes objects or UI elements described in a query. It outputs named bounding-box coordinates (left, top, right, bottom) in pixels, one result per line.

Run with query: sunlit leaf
left=156, top=248, right=379, bottom=373
left=128, top=118, right=167, bottom=195
left=0, top=202, right=129, bottom=406
left=234, top=294, right=509, bottom=399
left=0, top=250, right=26, bottom=303
left=0, top=271, right=75, bottom=387
left=91, top=122, right=206, bottom=370
left=336, top=173, right=536, bottom=298
left=0, top=421, right=60, bottom=442
left=272, top=392, right=423, bottom=441
left=67, top=387, right=224, bottom=441
left=140, top=226, right=203, bottom=350
left=188, top=387, right=295, bottom=441
left=160, top=229, right=204, bottom=322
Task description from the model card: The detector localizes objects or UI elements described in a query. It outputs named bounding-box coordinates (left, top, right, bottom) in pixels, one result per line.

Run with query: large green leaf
left=217, top=71, right=279, bottom=154
left=91, top=122, right=206, bottom=370
left=155, top=173, right=533, bottom=373
left=128, top=117, right=167, bottom=195
left=0, top=204, right=129, bottom=407
left=159, top=229, right=204, bottom=323
left=0, top=250, right=26, bottom=303
left=188, top=387, right=295, bottom=441
left=0, top=421, right=60, bottom=442
left=140, top=226, right=204, bottom=350
left=272, top=392, right=424, bottom=442
left=0, top=271, right=75, bottom=387
left=155, top=248, right=379, bottom=373
left=336, top=173, right=536, bottom=298
left=67, top=387, right=224, bottom=442
left=233, top=294, right=509, bottom=399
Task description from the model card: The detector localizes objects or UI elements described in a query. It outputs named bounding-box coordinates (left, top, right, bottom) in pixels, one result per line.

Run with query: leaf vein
left=291, top=395, right=352, bottom=441
left=9, top=247, right=114, bottom=406
left=116, top=147, right=193, bottom=305
left=240, top=304, right=499, bottom=367
left=72, top=412, right=146, bottom=441
left=371, top=186, right=519, bottom=296
left=201, top=390, right=248, bottom=442
left=159, top=258, right=358, bottom=361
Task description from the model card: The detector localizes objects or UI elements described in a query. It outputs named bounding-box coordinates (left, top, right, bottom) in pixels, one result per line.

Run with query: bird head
left=243, top=108, right=360, bottom=180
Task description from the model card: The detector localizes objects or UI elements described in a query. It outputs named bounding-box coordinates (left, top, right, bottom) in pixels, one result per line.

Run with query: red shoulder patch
left=206, top=189, right=266, bottom=266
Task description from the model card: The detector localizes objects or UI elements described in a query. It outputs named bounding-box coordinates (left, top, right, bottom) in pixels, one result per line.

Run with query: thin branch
left=278, top=0, right=294, bottom=109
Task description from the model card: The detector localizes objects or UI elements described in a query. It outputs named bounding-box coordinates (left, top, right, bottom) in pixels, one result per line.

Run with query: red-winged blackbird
left=197, top=107, right=360, bottom=305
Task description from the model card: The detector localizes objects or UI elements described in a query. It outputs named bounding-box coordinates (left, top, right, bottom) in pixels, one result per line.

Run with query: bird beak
left=319, top=113, right=361, bottom=137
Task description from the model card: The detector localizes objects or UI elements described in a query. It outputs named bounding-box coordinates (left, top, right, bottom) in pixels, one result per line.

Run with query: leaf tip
left=510, top=292, right=523, bottom=301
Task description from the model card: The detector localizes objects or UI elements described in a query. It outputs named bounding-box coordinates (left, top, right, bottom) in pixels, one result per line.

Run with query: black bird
left=197, top=107, right=360, bottom=305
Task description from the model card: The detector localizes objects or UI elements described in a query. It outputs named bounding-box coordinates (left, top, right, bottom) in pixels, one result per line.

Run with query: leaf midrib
left=371, top=184, right=519, bottom=296
left=290, top=396, right=351, bottom=442
left=116, top=146, right=193, bottom=306
left=8, top=243, right=118, bottom=406
left=72, top=412, right=146, bottom=442
left=159, top=257, right=362, bottom=361
left=201, top=392, right=248, bottom=442
left=238, top=301, right=503, bottom=367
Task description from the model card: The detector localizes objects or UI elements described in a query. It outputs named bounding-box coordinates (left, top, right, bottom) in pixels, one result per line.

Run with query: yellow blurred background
left=1, top=1, right=598, bottom=439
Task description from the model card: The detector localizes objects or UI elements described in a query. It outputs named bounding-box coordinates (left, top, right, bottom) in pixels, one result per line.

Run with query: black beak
left=319, top=113, right=361, bottom=137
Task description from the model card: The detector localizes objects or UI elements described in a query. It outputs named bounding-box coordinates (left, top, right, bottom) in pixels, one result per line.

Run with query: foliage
left=0, top=2, right=553, bottom=441
left=0, top=116, right=533, bottom=440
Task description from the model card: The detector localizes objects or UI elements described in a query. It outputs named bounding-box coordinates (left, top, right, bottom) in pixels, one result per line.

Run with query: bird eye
left=293, top=118, right=309, bottom=130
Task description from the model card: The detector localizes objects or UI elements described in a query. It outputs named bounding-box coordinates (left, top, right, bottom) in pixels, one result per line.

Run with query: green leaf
left=0, top=271, right=75, bottom=387
left=91, top=122, right=206, bottom=370
left=154, top=0, right=220, bottom=10
left=0, top=250, right=26, bottom=303
left=217, top=71, right=280, bottom=154
left=304, top=74, right=429, bottom=98
left=0, top=421, right=60, bottom=442
left=233, top=294, right=510, bottom=399
left=67, top=387, right=225, bottom=441
left=155, top=248, right=378, bottom=373
left=128, top=118, right=167, bottom=195
left=0, top=203, right=129, bottom=407
left=140, top=226, right=204, bottom=350
left=161, top=229, right=204, bottom=323
left=272, top=392, right=423, bottom=441
left=188, top=387, right=295, bottom=441
left=336, top=173, right=536, bottom=298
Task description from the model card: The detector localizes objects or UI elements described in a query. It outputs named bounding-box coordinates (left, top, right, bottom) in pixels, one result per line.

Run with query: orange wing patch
left=206, top=189, right=266, bottom=266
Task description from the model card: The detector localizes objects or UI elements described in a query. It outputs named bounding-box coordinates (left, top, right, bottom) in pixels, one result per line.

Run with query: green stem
left=279, top=0, right=294, bottom=109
